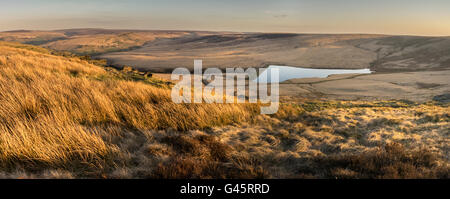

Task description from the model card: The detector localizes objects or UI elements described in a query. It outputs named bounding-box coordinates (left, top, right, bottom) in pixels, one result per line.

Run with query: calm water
left=256, top=65, right=372, bottom=83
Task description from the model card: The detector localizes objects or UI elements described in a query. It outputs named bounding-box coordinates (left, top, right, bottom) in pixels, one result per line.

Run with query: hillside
left=0, top=42, right=448, bottom=178
left=1, top=29, right=450, bottom=72
left=351, top=36, right=450, bottom=72
left=0, top=29, right=190, bottom=55
left=0, top=42, right=256, bottom=178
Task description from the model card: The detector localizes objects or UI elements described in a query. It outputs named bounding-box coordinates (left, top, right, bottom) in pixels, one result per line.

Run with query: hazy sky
left=1, top=0, right=449, bottom=36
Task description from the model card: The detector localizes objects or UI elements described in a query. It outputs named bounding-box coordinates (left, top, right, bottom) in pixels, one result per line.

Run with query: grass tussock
left=150, top=134, right=270, bottom=179
left=313, top=143, right=449, bottom=179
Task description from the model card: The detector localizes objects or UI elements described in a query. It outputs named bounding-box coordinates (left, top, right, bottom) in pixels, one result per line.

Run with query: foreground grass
left=142, top=101, right=448, bottom=179
left=0, top=42, right=448, bottom=178
left=0, top=43, right=257, bottom=176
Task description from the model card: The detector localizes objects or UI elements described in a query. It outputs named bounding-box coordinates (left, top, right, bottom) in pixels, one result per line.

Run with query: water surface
left=257, top=65, right=372, bottom=83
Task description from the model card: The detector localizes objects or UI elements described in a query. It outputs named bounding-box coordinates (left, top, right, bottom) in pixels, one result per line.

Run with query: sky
left=0, top=0, right=449, bottom=36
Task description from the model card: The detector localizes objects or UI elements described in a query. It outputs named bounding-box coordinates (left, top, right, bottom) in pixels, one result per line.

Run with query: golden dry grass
left=0, top=42, right=256, bottom=176
left=0, top=42, right=447, bottom=179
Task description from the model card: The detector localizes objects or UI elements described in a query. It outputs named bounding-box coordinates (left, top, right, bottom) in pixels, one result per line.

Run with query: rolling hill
left=0, top=39, right=447, bottom=179
left=1, top=29, right=450, bottom=72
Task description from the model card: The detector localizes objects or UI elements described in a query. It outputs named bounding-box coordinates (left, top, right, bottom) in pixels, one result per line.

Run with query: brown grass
left=0, top=42, right=256, bottom=176
left=0, top=42, right=448, bottom=179
left=312, top=143, right=449, bottom=179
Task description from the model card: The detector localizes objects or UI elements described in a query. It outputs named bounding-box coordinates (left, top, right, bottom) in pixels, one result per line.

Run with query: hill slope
left=0, top=42, right=254, bottom=177
left=0, top=29, right=190, bottom=55
left=0, top=40, right=448, bottom=179
left=2, top=29, right=450, bottom=72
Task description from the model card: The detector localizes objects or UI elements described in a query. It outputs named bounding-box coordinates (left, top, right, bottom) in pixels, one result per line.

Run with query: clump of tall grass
left=311, top=143, right=449, bottom=179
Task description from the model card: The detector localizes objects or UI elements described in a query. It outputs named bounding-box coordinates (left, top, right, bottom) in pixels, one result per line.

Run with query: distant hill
left=1, top=29, right=449, bottom=72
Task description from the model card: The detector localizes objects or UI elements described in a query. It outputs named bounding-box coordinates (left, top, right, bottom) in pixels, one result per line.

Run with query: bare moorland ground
left=0, top=42, right=448, bottom=178
left=0, top=29, right=190, bottom=55
left=2, top=29, right=450, bottom=72
left=3, top=29, right=449, bottom=102
left=279, top=71, right=450, bottom=102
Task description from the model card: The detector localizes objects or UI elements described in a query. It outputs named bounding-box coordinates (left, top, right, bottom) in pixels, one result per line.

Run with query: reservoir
left=256, top=65, right=372, bottom=83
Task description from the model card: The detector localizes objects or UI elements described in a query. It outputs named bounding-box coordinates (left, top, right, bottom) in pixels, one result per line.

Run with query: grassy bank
left=0, top=42, right=447, bottom=178
left=0, top=42, right=257, bottom=176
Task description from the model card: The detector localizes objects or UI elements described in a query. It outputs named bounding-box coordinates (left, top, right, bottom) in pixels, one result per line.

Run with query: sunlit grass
left=0, top=42, right=447, bottom=179
left=0, top=42, right=257, bottom=176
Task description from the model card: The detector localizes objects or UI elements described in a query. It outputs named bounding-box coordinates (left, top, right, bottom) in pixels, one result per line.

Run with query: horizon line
left=1, top=27, right=449, bottom=37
